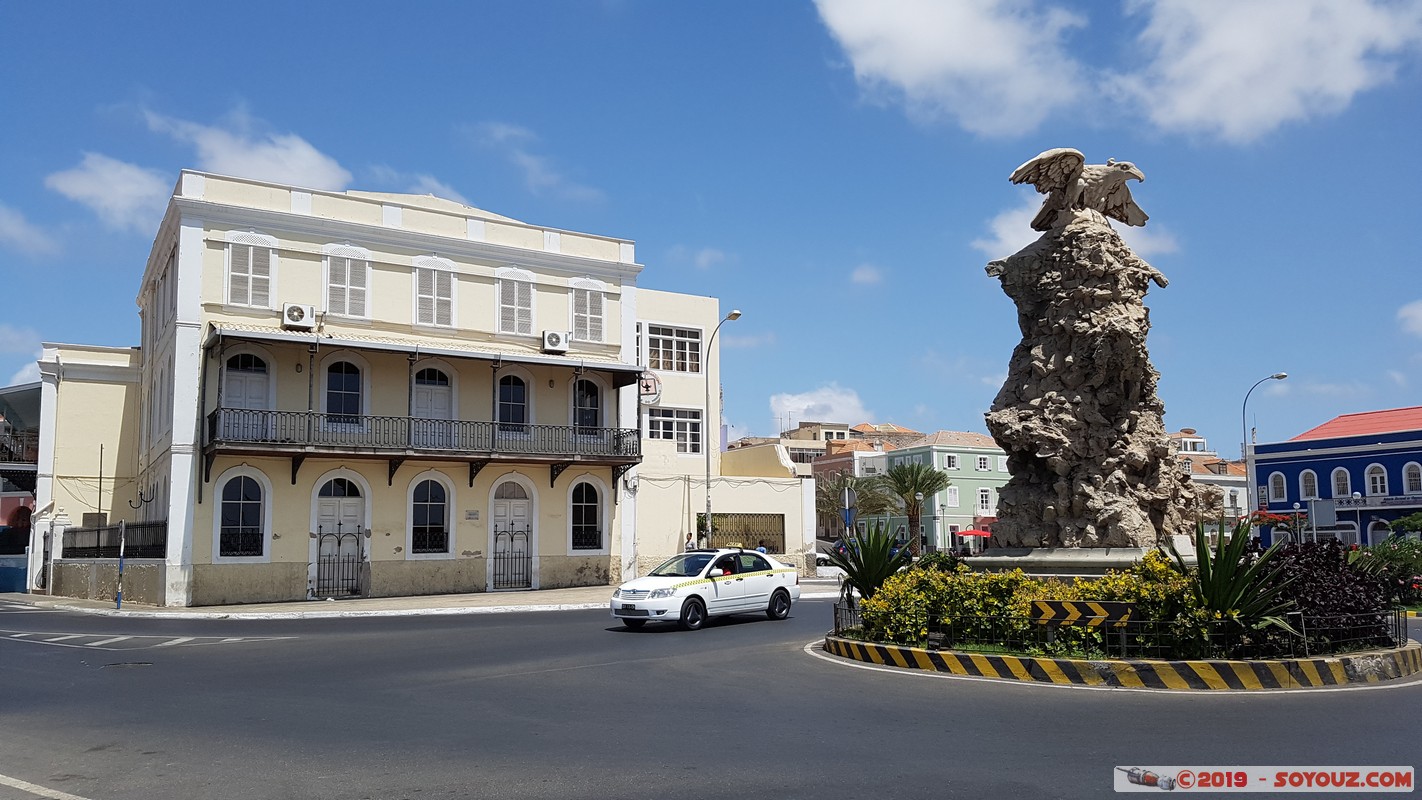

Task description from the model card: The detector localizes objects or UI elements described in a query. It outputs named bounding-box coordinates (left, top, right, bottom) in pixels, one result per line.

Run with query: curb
left=823, top=635, right=1422, bottom=690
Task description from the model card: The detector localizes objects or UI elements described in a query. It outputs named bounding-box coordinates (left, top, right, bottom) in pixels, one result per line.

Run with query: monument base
left=963, top=539, right=1195, bottom=579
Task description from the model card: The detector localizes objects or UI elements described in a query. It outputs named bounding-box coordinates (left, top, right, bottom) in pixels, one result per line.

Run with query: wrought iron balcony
left=0, top=430, right=38, bottom=464
left=205, top=408, right=641, bottom=463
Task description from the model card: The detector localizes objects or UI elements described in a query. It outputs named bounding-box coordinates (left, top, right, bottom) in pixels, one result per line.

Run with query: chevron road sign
left=1029, top=600, right=1136, bottom=628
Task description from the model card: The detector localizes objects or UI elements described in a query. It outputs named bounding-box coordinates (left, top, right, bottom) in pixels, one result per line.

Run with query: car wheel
left=816, top=556, right=830, bottom=566
left=622, top=618, right=646, bottom=629
left=766, top=589, right=791, bottom=620
left=679, top=598, right=707, bottom=631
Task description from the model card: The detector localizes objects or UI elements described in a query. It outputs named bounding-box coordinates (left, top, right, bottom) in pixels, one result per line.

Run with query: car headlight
left=611, top=589, right=621, bottom=599
left=648, top=588, right=677, bottom=599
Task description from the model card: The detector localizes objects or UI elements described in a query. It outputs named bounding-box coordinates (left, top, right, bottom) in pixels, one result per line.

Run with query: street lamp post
left=1351, top=491, right=1363, bottom=545
left=1291, top=502, right=1302, bottom=543
left=939, top=503, right=947, bottom=554
left=914, top=492, right=924, bottom=554
left=703, top=309, right=741, bottom=546
left=1241, top=372, right=1288, bottom=519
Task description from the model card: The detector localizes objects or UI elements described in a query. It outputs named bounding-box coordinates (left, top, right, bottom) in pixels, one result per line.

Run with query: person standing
left=685, top=533, right=697, bottom=552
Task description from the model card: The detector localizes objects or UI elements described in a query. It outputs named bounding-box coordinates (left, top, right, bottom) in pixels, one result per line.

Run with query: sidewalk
left=0, top=579, right=844, bottom=620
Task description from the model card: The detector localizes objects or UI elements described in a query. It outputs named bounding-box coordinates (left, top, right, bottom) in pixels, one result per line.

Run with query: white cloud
left=8, top=359, right=39, bottom=386
left=0, top=203, right=59, bottom=255
left=1301, top=381, right=1369, bottom=398
left=145, top=109, right=352, bottom=190
left=1113, top=0, right=1422, bottom=143
left=850, top=263, right=884, bottom=285
left=815, top=0, right=1087, bottom=136
left=974, top=190, right=1179, bottom=259
left=470, top=121, right=603, bottom=202
left=667, top=245, right=734, bottom=271
left=369, top=166, right=472, bottom=206
left=0, top=325, right=42, bottom=386
left=971, top=192, right=1040, bottom=259
left=1399, top=300, right=1422, bottom=336
left=769, top=384, right=874, bottom=432
left=1387, top=370, right=1407, bottom=388
left=44, top=153, right=168, bottom=233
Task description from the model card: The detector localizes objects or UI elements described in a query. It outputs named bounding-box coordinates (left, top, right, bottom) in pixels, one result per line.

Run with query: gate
left=315, top=525, right=363, bottom=598
left=492, top=528, right=531, bottom=589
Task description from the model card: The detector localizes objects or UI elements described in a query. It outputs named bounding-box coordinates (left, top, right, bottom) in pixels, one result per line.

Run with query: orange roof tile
left=1290, top=406, right=1422, bottom=441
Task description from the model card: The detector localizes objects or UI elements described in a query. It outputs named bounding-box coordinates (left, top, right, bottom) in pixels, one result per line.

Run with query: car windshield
left=649, top=553, right=713, bottom=577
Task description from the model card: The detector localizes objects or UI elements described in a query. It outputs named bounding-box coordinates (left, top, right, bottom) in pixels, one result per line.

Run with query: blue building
left=1253, top=406, right=1422, bottom=545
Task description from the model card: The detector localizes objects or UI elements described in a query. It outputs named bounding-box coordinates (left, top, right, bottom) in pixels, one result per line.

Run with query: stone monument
left=983, top=148, right=1193, bottom=550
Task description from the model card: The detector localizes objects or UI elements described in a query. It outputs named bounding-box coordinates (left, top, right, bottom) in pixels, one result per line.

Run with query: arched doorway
left=314, top=477, right=365, bottom=597
left=222, top=353, right=271, bottom=440
left=491, top=480, right=532, bottom=589
left=412, top=366, right=453, bottom=447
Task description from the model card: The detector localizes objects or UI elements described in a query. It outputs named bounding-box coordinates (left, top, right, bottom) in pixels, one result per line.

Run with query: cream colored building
left=28, top=171, right=810, bottom=606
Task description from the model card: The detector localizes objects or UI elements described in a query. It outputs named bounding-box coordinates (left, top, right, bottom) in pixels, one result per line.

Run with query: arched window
left=498, top=375, right=527, bottom=433
left=220, top=475, right=264, bottom=557
left=574, top=379, right=600, bottom=434
left=1268, top=472, right=1286, bottom=502
left=1367, top=464, right=1388, bottom=496
left=411, top=479, right=449, bottom=554
left=1332, top=468, right=1351, bottom=497
left=1404, top=463, right=1422, bottom=495
left=571, top=482, right=601, bottom=550
left=1299, top=470, right=1318, bottom=500
left=319, top=478, right=362, bottom=498
left=327, top=361, right=362, bottom=424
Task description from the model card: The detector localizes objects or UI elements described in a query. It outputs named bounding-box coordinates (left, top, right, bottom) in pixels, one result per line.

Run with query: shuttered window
left=228, top=236, right=273, bottom=308
left=416, top=268, right=453, bottom=327
left=572, top=285, right=604, bottom=342
left=326, top=250, right=369, bottom=317
left=499, top=275, right=533, bottom=334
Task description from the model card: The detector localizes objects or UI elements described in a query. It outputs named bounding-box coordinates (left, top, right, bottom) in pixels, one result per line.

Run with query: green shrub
left=913, top=550, right=961, bottom=573
left=827, top=521, right=912, bottom=605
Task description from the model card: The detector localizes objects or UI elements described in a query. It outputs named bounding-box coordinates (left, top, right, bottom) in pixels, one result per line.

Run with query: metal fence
left=0, top=430, right=38, bottom=463
left=831, top=604, right=1407, bottom=661
left=208, top=408, right=641, bottom=458
left=61, top=521, right=168, bottom=559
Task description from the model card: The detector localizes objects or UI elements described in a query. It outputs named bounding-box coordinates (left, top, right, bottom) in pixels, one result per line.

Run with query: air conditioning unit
left=541, top=330, right=570, bottom=353
left=282, top=303, right=316, bottom=331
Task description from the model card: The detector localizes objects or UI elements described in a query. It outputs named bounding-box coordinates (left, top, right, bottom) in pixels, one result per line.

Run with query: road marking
left=83, top=636, right=133, bottom=647
left=0, top=630, right=294, bottom=651
left=0, top=772, right=95, bottom=800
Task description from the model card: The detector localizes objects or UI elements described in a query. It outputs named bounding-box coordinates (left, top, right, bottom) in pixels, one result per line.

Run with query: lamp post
left=1291, top=502, right=1302, bottom=543
left=1351, top=491, right=1363, bottom=546
left=1241, top=372, right=1288, bottom=518
left=914, top=492, right=924, bottom=554
left=703, top=309, right=741, bottom=546
left=939, top=503, right=947, bottom=554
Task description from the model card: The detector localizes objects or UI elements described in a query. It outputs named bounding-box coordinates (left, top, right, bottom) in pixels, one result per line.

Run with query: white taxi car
left=610, top=548, right=802, bottom=630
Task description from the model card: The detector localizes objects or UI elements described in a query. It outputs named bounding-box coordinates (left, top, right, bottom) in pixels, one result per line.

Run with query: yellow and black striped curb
left=823, top=636, right=1422, bottom=691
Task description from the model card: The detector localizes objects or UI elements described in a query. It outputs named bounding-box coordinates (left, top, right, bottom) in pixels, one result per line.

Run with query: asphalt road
left=1, top=600, right=1419, bottom=800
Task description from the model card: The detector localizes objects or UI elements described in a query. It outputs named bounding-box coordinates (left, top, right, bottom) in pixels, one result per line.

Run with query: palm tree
left=883, top=462, right=952, bottom=555
left=815, top=471, right=895, bottom=540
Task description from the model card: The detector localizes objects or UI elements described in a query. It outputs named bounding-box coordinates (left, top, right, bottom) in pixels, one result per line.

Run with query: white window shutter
left=327, top=258, right=347, bottom=315
left=515, top=281, right=532, bottom=333
left=499, top=280, right=517, bottom=332
left=572, top=289, right=589, bottom=339
left=348, top=259, right=367, bottom=317
left=587, top=290, right=603, bottom=342
left=435, top=271, right=452, bottom=326
left=250, top=246, right=271, bottom=308
left=417, top=268, right=435, bottom=325
left=229, top=244, right=251, bottom=305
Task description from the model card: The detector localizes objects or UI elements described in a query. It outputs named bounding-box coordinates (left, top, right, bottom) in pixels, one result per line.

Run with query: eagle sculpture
left=1010, top=148, right=1148, bottom=232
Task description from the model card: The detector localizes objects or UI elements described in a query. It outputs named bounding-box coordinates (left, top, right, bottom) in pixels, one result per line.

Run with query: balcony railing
left=0, top=430, right=38, bottom=464
left=206, top=408, right=640, bottom=460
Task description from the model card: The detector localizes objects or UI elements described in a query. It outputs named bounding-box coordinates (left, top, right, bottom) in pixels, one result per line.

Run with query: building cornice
left=172, top=197, right=644, bottom=283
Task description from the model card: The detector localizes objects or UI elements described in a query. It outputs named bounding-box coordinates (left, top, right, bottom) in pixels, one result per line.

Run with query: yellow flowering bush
left=856, top=550, right=1206, bottom=655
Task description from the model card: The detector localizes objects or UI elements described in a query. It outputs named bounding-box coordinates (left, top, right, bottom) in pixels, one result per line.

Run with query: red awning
left=958, top=529, right=992, bottom=537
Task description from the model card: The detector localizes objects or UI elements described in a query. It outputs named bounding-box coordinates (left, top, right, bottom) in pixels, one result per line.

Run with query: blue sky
left=2, top=1, right=1420, bottom=458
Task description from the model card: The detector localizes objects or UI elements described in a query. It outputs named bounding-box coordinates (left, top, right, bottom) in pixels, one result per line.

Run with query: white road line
left=154, top=636, right=195, bottom=647
left=9, top=632, right=32, bottom=638
left=42, top=635, right=85, bottom=642
left=0, top=772, right=95, bottom=800
left=83, top=636, right=132, bottom=647
left=218, top=637, right=244, bottom=643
